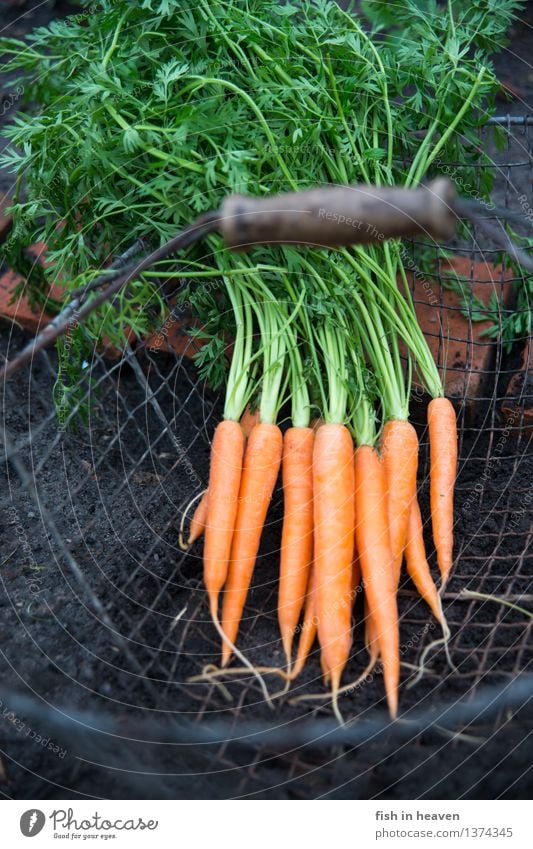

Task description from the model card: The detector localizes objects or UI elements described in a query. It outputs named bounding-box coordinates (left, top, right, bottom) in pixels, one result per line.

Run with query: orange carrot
left=288, top=563, right=318, bottom=680
left=363, top=602, right=381, bottom=668
left=313, top=423, right=354, bottom=699
left=203, top=420, right=245, bottom=620
left=186, top=406, right=259, bottom=547
left=354, top=444, right=399, bottom=718
left=428, top=397, right=457, bottom=585
left=240, top=405, right=260, bottom=438
left=381, top=419, right=419, bottom=585
left=188, top=493, right=208, bottom=546
left=405, top=497, right=446, bottom=628
left=351, top=552, right=361, bottom=596
left=278, top=426, right=314, bottom=667
left=220, top=423, right=283, bottom=665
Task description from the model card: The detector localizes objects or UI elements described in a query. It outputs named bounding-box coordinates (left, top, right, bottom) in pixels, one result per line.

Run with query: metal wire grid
left=0, top=118, right=532, bottom=797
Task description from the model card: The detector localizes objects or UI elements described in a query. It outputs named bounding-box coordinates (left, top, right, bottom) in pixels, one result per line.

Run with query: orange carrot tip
left=179, top=488, right=207, bottom=550
left=404, top=496, right=455, bottom=687
left=427, top=397, right=457, bottom=588
left=187, top=490, right=209, bottom=546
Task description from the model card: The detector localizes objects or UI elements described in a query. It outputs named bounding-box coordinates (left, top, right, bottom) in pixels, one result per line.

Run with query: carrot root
left=204, top=419, right=245, bottom=620
left=210, top=607, right=274, bottom=708
left=278, top=426, right=314, bottom=668
left=179, top=488, right=207, bottom=550
left=355, top=445, right=399, bottom=719
left=313, top=424, right=354, bottom=706
left=381, top=419, right=419, bottom=586
left=221, top=423, right=283, bottom=665
left=428, top=397, right=457, bottom=587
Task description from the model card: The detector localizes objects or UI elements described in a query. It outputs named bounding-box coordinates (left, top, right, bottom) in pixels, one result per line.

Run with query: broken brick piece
left=0, top=269, right=56, bottom=333
left=0, top=194, right=13, bottom=245
left=144, top=315, right=206, bottom=359
left=403, top=256, right=514, bottom=401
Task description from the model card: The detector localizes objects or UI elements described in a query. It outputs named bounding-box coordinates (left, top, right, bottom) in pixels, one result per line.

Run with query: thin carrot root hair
left=405, top=621, right=455, bottom=690
left=290, top=650, right=379, bottom=705
left=188, top=660, right=295, bottom=703
left=187, top=664, right=234, bottom=701
left=179, top=488, right=207, bottom=550
left=209, top=605, right=275, bottom=709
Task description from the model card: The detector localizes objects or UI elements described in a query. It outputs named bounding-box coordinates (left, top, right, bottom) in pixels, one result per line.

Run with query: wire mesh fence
left=0, top=116, right=531, bottom=799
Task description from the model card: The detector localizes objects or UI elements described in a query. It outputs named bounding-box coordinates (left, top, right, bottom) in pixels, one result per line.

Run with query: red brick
left=0, top=269, right=55, bottom=333
left=144, top=315, right=206, bottom=358
left=404, top=256, right=514, bottom=401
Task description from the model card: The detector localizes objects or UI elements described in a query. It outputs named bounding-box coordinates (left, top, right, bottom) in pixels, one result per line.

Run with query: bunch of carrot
left=170, top=2, right=486, bottom=720
left=181, top=258, right=457, bottom=720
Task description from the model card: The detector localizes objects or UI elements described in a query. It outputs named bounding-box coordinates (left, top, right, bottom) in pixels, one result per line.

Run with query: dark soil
left=0, top=3, right=532, bottom=801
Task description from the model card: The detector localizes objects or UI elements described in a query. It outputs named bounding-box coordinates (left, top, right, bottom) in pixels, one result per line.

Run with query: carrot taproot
left=203, top=420, right=245, bottom=620
left=288, top=563, right=318, bottom=679
left=188, top=491, right=209, bottom=546
left=405, top=496, right=446, bottom=628
left=363, top=602, right=381, bottom=668
left=220, top=422, right=283, bottom=665
left=313, top=423, right=354, bottom=700
left=381, top=419, right=419, bottom=586
left=278, top=426, right=314, bottom=667
left=352, top=552, right=361, bottom=596
left=354, top=444, right=399, bottom=718
left=428, top=397, right=457, bottom=586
